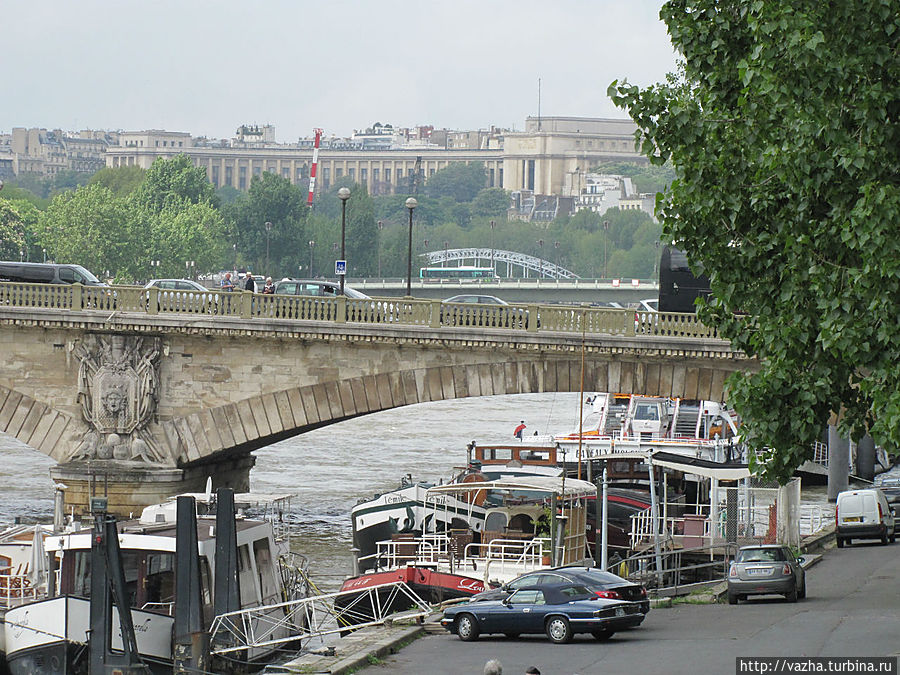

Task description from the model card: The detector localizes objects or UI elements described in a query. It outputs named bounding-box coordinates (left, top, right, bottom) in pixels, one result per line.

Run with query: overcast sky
left=5, top=1, right=677, bottom=142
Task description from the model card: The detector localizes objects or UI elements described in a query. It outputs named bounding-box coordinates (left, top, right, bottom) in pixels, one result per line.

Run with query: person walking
left=220, top=272, right=235, bottom=292
left=262, top=277, right=275, bottom=294
left=513, top=420, right=526, bottom=441
left=244, top=271, right=256, bottom=292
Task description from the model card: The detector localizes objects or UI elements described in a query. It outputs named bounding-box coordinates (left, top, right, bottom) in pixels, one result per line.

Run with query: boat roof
left=426, top=475, right=596, bottom=498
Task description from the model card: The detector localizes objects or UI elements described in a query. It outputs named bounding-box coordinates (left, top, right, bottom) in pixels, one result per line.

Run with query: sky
left=4, top=1, right=678, bottom=142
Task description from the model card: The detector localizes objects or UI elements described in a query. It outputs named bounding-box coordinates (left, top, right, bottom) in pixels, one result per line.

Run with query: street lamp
left=377, top=220, right=384, bottom=278
left=554, top=241, right=560, bottom=278
left=232, top=243, right=237, bottom=273
left=490, top=219, right=495, bottom=276
left=603, top=220, right=610, bottom=279
left=337, top=187, right=350, bottom=294
left=442, top=241, right=449, bottom=268
left=405, top=197, right=417, bottom=296
left=537, top=239, right=544, bottom=277
left=264, top=221, right=272, bottom=273
left=308, top=240, right=315, bottom=278
left=42, top=248, right=47, bottom=263
left=185, top=260, right=195, bottom=280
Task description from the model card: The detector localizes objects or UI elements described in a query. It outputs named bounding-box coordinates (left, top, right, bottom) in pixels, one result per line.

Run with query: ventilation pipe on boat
left=88, top=498, right=150, bottom=674
left=214, top=488, right=242, bottom=619
left=174, top=495, right=210, bottom=674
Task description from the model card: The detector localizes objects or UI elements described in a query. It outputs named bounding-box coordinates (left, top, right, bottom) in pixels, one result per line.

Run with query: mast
left=307, top=128, right=323, bottom=206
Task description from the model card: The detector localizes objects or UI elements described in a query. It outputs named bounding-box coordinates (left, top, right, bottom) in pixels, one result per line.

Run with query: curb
left=329, top=625, right=425, bottom=675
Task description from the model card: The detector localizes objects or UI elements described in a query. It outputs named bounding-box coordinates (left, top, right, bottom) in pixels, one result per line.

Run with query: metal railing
left=610, top=541, right=740, bottom=592
left=0, top=281, right=721, bottom=340
left=209, top=581, right=430, bottom=656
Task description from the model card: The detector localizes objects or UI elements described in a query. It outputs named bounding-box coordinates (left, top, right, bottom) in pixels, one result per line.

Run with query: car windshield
left=738, top=548, right=786, bottom=562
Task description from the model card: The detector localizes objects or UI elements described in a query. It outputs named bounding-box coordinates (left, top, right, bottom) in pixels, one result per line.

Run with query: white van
left=835, top=488, right=896, bottom=547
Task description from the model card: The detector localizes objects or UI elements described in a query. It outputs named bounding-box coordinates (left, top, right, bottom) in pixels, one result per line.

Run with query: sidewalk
left=264, top=621, right=428, bottom=675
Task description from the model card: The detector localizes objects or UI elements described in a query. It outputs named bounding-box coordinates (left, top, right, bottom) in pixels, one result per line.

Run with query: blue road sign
left=335, top=260, right=347, bottom=276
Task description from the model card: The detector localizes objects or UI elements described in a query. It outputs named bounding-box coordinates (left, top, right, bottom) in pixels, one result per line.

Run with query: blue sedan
left=441, top=583, right=644, bottom=644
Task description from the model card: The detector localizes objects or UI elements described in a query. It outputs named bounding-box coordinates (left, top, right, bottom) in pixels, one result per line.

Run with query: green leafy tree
left=0, top=184, right=48, bottom=210
left=89, top=166, right=146, bottom=195
left=226, top=171, right=307, bottom=277
left=472, top=188, right=510, bottom=218
left=0, top=199, right=27, bottom=259
left=133, top=154, right=217, bottom=213
left=425, top=162, right=486, bottom=202
left=35, top=184, right=138, bottom=278
left=610, top=0, right=900, bottom=482
left=149, top=201, right=229, bottom=279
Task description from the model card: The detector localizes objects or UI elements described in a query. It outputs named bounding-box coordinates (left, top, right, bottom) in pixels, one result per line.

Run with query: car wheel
left=455, top=614, right=480, bottom=642
left=545, top=616, right=573, bottom=644
left=881, top=532, right=889, bottom=545
left=785, top=586, right=798, bottom=603
left=727, top=592, right=739, bottom=605
left=798, top=580, right=806, bottom=599
left=591, top=628, right=615, bottom=641
left=836, top=537, right=844, bottom=548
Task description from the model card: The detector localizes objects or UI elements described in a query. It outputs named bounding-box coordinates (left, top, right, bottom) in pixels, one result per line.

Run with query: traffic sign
left=335, top=260, right=347, bottom=276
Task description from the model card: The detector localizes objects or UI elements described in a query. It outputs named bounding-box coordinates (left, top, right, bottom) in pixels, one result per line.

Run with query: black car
left=471, top=566, right=649, bottom=615
left=441, top=582, right=644, bottom=644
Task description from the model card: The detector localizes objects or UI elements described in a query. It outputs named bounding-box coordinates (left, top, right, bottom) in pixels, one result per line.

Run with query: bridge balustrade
left=0, top=281, right=719, bottom=340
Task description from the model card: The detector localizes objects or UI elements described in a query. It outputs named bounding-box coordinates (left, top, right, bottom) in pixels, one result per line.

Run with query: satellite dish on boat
left=204, top=476, right=213, bottom=502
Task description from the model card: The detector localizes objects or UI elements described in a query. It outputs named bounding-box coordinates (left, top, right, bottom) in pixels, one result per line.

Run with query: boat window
left=253, top=539, right=277, bottom=602
left=634, top=403, right=660, bottom=421
left=69, top=550, right=92, bottom=597
left=522, top=449, right=551, bottom=462
left=238, top=544, right=251, bottom=573
left=483, top=448, right=512, bottom=461
left=200, top=556, right=212, bottom=611
left=143, top=552, right=175, bottom=607
left=484, top=512, right=508, bottom=531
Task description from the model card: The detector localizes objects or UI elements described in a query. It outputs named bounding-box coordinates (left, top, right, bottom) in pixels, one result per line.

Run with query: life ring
left=461, top=472, right=487, bottom=506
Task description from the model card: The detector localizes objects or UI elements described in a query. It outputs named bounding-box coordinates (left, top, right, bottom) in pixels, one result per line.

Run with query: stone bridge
left=0, top=282, right=757, bottom=514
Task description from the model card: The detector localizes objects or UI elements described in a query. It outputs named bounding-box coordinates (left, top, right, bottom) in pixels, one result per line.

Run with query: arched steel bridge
left=420, top=248, right=579, bottom=280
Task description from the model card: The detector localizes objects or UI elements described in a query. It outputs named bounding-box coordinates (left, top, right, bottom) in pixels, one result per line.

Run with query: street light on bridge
left=405, top=197, right=417, bottom=297
left=338, top=187, right=350, bottom=295
left=308, top=240, right=315, bottom=278
left=264, top=221, right=273, bottom=273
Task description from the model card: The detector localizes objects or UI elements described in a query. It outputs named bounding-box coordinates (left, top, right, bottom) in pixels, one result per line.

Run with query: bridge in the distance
left=0, top=281, right=752, bottom=516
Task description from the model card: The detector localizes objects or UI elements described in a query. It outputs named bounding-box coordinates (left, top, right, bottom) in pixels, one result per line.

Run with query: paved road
left=370, top=541, right=900, bottom=675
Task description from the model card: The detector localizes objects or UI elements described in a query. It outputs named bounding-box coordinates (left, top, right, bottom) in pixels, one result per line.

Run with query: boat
left=339, top=474, right=597, bottom=622
left=350, top=442, right=563, bottom=573
left=2, top=490, right=310, bottom=675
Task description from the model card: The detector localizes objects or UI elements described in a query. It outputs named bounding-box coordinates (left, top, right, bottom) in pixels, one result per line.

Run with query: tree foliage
left=425, top=162, right=486, bottom=202
left=610, top=0, right=900, bottom=482
left=0, top=199, right=27, bottom=259
left=133, top=154, right=218, bottom=213
left=89, top=166, right=146, bottom=195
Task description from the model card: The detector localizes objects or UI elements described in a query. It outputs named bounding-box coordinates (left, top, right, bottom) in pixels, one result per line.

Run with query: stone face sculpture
left=72, top=335, right=167, bottom=463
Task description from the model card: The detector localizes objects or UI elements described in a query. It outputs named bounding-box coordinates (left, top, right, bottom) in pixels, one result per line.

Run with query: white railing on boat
left=0, top=567, right=61, bottom=609
left=209, top=581, right=431, bottom=656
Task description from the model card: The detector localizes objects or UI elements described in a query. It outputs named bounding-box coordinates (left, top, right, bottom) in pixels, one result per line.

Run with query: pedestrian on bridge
left=220, top=272, right=235, bottom=292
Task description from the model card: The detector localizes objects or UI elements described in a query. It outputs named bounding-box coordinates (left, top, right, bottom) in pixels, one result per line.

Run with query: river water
left=0, top=393, right=585, bottom=591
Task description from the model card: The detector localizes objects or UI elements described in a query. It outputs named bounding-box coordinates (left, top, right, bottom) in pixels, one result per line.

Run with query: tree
left=90, top=166, right=146, bottom=195
left=0, top=199, right=27, bottom=260
left=425, top=162, right=486, bottom=202
left=472, top=188, right=510, bottom=218
left=133, top=154, right=218, bottom=213
left=36, top=184, right=138, bottom=278
left=610, top=0, right=900, bottom=482
left=150, top=201, right=229, bottom=279
left=225, top=171, right=307, bottom=276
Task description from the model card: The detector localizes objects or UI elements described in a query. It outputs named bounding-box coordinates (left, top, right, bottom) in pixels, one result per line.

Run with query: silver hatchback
left=727, top=544, right=806, bottom=604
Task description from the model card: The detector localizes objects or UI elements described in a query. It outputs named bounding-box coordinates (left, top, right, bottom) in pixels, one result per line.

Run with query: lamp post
left=308, top=240, right=315, bottom=278
left=377, top=220, right=384, bottom=278
left=442, top=241, right=449, bottom=268
left=405, top=197, right=417, bottom=296
left=603, top=220, right=610, bottom=279
left=537, top=239, right=544, bottom=278
left=490, top=219, right=495, bottom=276
left=554, top=241, right=560, bottom=278
left=232, top=243, right=237, bottom=273
left=337, top=187, right=350, bottom=294
left=150, top=260, right=161, bottom=278
left=42, top=248, right=47, bottom=263
left=185, top=260, right=195, bottom=280
left=264, top=221, right=272, bottom=273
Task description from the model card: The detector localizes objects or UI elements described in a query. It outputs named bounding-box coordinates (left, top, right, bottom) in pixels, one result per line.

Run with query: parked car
left=470, top=566, right=649, bottom=615
left=835, top=488, right=896, bottom=547
left=727, top=544, right=806, bottom=604
left=441, top=294, right=532, bottom=328
left=273, top=279, right=370, bottom=299
left=873, top=474, right=900, bottom=505
left=0, top=261, right=106, bottom=286
left=144, top=278, right=208, bottom=292
left=441, top=582, right=644, bottom=644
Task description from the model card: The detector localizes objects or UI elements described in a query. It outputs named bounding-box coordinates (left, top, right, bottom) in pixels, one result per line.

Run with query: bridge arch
left=420, top=248, right=579, bottom=279
left=161, top=357, right=738, bottom=466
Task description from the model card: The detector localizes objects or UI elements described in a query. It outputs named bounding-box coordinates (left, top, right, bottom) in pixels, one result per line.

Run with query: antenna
left=538, top=77, right=542, bottom=131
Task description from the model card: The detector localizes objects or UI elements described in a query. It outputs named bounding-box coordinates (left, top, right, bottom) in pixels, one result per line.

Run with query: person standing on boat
left=513, top=420, right=526, bottom=440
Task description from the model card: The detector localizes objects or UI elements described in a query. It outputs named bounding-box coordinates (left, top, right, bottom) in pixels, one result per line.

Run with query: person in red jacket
left=513, top=421, right=526, bottom=440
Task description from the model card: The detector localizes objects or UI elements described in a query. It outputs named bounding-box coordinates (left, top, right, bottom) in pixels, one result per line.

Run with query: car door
left=499, top=589, right=545, bottom=635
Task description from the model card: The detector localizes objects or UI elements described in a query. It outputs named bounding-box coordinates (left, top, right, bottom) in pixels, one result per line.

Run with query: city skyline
left=4, top=1, right=677, bottom=141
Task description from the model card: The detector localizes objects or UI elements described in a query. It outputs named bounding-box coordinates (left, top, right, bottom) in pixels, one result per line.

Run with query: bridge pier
left=49, top=454, right=256, bottom=517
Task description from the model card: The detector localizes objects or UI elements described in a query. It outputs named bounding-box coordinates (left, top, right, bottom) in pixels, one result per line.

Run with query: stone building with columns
left=104, top=116, right=646, bottom=204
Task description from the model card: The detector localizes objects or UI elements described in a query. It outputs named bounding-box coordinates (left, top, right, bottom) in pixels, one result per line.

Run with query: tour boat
left=2, top=492, right=309, bottom=675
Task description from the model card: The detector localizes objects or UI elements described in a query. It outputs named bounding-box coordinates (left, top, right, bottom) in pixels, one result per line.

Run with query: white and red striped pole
left=307, top=128, right=322, bottom=206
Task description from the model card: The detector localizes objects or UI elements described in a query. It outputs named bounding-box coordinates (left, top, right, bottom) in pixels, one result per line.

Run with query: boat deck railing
left=0, top=566, right=59, bottom=608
